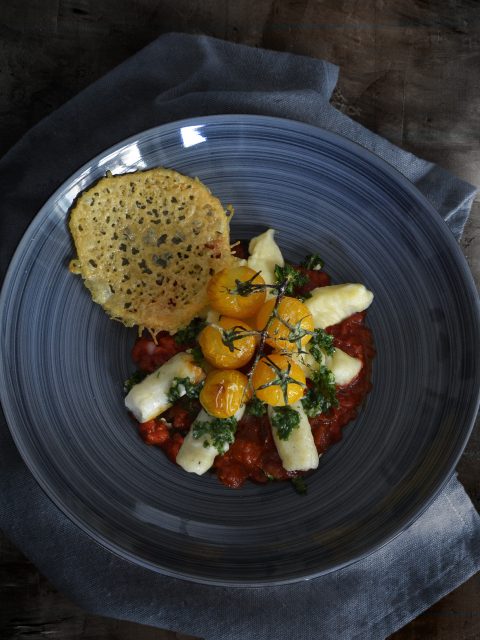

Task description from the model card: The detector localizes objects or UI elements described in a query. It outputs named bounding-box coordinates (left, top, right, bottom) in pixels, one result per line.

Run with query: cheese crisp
left=69, top=168, right=233, bottom=334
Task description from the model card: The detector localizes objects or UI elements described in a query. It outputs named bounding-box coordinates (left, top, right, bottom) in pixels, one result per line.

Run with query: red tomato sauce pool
left=129, top=265, right=375, bottom=489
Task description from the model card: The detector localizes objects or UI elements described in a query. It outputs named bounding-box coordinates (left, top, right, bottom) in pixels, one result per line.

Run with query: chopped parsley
left=291, top=476, right=307, bottom=495
left=300, top=291, right=312, bottom=301
left=246, top=396, right=267, bottom=417
left=192, top=416, right=238, bottom=454
left=309, top=328, right=335, bottom=361
left=270, top=406, right=301, bottom=440
left=167, top=377, right=204, bottom=403
left=301, top=365, right=338, bottom=418
left=123, top=370, right=147, bottom=394
left=174, top=318, right=206, bottom=345
left=301, top=254, right=324, bottom=270
left=274, top=263, right=308, bottom=295
left=190, top=345, right=204, bottom=365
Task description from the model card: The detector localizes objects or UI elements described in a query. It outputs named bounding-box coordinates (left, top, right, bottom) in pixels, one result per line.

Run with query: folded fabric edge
left=318, top=104, right=477, bottom=241
left=0, top=32, right=340, bottom=168
left=367, top=559, right=480, bottom=640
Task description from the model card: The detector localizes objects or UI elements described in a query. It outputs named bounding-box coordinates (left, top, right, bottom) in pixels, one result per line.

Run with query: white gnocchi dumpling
left=293, top=346, right=362, bottom=387
left=124, top=352, right=204, bottom=423
left=247, top=228, right=284, bottom=291
left=305, top=283, right=373, bottom=329
left=176, top=406, right=245, bottom=475
left=325, top=348, right=362, bottom=386
left=268, top=401, right=319, bottom=472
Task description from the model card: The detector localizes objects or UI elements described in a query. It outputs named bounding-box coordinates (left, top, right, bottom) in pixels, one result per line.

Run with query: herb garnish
left=255, top=356, right=306, bottom=405
left=301, top=254, right=324, bottom=270
left=192, top=416, right=238, bottom=454
left=123, top=370, right=147, bottom=394
left=246, top=396, right=267, bottom=417
left=190, top=345, right=204, bottom=365
left=167, top=377, right=204, bottom=403
left=274, top=264, right=308, bottom=295
left=301, top=365, right=338, bottom=418
left=174, top=318, right=206, bottom=345
left=291, top=476, right=307, bottom=495
left=270, top=406, right=301, bottom=440
left=309, top=328, right=335, bottom=361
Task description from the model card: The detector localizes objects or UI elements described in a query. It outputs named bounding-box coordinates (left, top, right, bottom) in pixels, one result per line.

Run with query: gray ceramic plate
left=0, top=115, right=479, bottom=585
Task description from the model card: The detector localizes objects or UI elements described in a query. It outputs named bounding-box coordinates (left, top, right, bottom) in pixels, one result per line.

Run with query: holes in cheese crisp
left=69, top=167, right=232, bottom=333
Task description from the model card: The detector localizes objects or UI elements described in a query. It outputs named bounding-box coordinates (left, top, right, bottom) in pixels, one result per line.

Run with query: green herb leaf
left=246, top=396, right=267, bottom=416
left=270, top=406, right=301, bottom=440
left=256, top=356, right=306, bottom=405
left=309, top=328, right=335, bottom=361
left=301, top=254, right=324, bottom=270
left=283, top=316, right=313, bottom=351
left=219, top=324, right=253, bottom=352
left=301, top=365, right=338, bottom=417
left=123, top=370, right=147, bottom=394
left=274, top=264, right=308, bottom=295
left=230, top=271, right=266, bottom=296
left=167, top=377, right=204, bottom=403
left=174, top=318, right=206, bottom=345
left=192, top=416, right=238, bottom=454
left=291, top=476, right=307, bottom=495
left=190, top=345, right=204, bottom=365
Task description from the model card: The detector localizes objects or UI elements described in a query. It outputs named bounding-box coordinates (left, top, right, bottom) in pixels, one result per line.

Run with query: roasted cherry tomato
left=198, top=317, right=256, bottom=369
left=199, top=369, right=251, bottom=418
left=252, top=353, right=306, bottom=406
left=256, top=296, right=314, bottom=352
left=207, top=266, right=266, bottom=319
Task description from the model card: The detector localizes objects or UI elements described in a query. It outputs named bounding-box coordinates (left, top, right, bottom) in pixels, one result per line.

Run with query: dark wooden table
left=1, top=2, right=479, bottom=638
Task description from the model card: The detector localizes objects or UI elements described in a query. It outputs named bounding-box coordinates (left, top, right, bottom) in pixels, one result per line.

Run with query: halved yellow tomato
left=256, top=296, right=314, bottom=352
left=199, top=369, right=251, bottom=418
left=198, top=317, right=256, bottom=369
left=251, top=353, right=306, bottom=406
left=207, top=266, right=266, bottom=319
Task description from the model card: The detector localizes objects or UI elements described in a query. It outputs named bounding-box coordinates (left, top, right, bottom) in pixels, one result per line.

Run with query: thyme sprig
left=212, top=324, right=259, bottom=353
left=209, top=267, right=337, bottom=412
left=229, top=271, right=276, bottom=296
left=242, top=274, right=291, bottom=399
left=254, top=354, right=306, bottom=405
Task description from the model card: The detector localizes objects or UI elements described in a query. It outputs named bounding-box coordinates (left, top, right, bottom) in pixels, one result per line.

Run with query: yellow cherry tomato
left=252, top=353, right=306, bottom=406
left=256, top=296, right=314, bottom=352
left=199, top=369, right=251, bottom=418
left=207, top=266, right=266, bottom=319
left=198, top=317, right=256, bottom=369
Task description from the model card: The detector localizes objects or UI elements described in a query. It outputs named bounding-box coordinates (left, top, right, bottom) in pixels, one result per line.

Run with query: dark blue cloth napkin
left=0, top=33, right=479, bottom=640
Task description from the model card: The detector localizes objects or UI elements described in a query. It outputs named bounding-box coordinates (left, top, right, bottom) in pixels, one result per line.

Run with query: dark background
left=0, top=1, right=479, bottom=638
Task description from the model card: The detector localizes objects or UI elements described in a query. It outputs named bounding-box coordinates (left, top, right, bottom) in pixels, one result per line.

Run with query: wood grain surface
left=0, top=1, right=479, bottom=639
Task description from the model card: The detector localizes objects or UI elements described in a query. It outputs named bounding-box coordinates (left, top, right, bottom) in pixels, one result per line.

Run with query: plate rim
left=1, top=113, right=479, bottom=586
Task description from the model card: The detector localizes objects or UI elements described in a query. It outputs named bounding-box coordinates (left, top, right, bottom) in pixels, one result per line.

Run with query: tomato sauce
left=129, top=264, right=375, bottom=489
